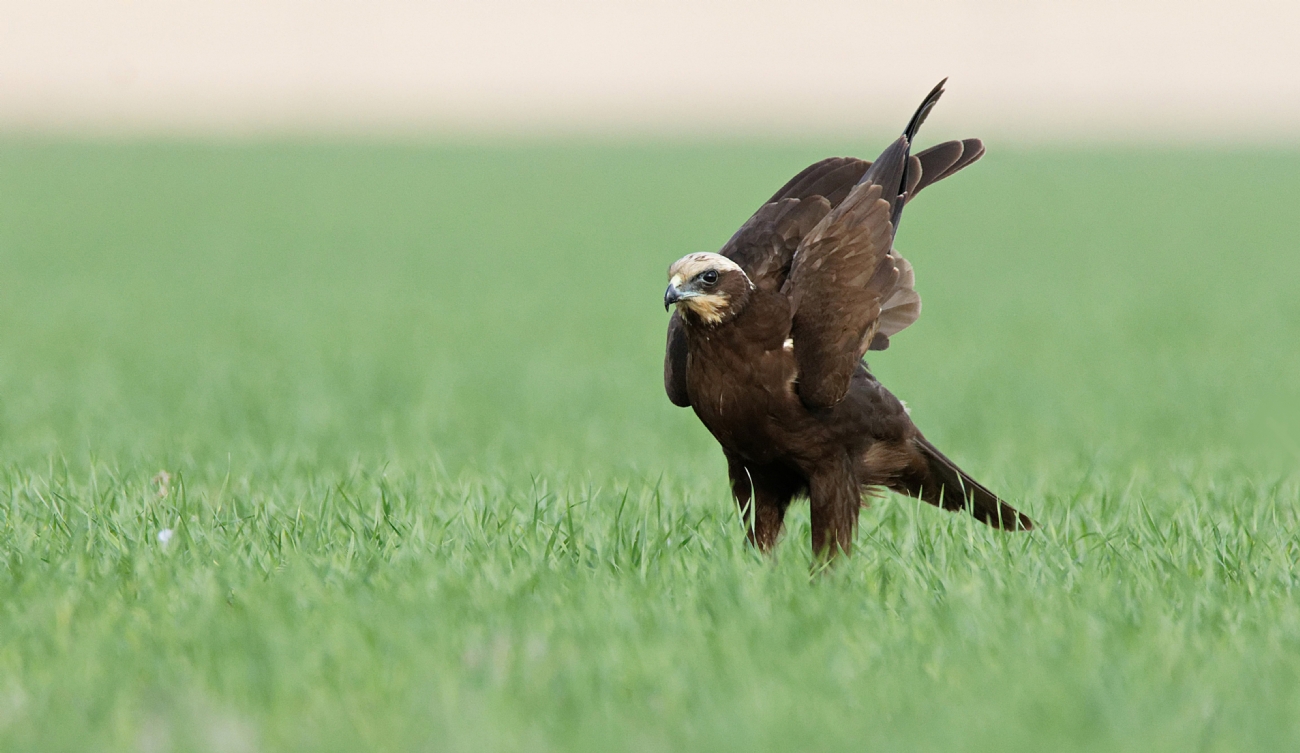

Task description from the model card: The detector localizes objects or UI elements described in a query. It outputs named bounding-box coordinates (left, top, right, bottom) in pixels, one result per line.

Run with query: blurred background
left=3, top=0, right=1298, bottom=141
left=2, top=0, right=1298, bottom=473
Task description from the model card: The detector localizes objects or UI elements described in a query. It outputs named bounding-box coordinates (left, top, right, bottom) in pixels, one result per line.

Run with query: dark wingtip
left=902, top=78, right=948, bottom=144
left=854, top=78, right=950, bottom=226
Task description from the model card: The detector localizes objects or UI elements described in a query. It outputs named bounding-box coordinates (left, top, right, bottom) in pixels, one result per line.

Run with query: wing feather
left=664, top=95, right=982, bottom=407
left=870, top=251, right=921, bottom=350
left=783, top=82, right=950, bottom=407
left=766, top=157, right=870, bottom=206
left=785, top=182, right=900, bottom=408
left=722, top=135, right=981, bottom=292
left=718, top=197, right=831, bottom=292
left=910, top=138, right=984, bottom=199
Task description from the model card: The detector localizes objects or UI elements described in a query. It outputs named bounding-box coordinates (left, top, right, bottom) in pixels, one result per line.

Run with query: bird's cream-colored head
left=664, top=252, right=753, bottom=325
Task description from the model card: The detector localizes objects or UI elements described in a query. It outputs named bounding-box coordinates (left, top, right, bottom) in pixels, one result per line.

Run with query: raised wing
left=665, top=81, right=980, bottom=407
left=784, top=182, right=901, bottom=408
left=720, top=140, right=982, bottom=294
left=783, top=81, right=947, bottom=408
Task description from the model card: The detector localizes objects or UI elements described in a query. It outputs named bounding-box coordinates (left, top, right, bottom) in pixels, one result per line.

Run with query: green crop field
left=1, top=139, right=1298, bottom=752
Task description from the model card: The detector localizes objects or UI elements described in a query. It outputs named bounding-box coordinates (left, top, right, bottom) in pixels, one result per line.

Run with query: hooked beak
left=664, top=283, right=683, bottom=311
left=664, top=281, right=701, bottom=311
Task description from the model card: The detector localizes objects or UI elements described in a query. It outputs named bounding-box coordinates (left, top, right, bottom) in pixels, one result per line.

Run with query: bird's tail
left=903, top=436, right=1034, bottom=530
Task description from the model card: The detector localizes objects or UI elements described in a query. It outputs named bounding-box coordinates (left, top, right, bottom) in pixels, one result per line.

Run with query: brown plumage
left=663, top=80, right=1032, bottom=558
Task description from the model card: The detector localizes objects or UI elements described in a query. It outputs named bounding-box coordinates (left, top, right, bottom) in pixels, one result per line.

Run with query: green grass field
left=1, top=139, right=1298, bottom=752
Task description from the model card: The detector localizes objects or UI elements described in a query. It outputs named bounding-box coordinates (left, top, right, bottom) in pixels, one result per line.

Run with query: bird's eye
left=700, top=270, right=720, bottom=286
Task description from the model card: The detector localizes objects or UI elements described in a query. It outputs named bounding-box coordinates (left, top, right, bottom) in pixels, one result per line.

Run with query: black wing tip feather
left=903, top=78, right=948, bottom=143
left=857, top=79, right=949, bottom=196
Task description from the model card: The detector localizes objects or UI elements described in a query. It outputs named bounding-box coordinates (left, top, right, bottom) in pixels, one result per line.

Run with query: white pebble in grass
left=157, top=529, right=174, bottom=546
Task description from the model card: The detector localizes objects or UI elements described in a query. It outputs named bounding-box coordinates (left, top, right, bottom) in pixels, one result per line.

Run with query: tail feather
left=907, top=437, right=1034, bottom=530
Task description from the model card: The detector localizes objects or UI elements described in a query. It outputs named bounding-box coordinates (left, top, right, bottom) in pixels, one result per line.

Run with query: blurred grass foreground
left=1, top=140, right=1299, bottom=751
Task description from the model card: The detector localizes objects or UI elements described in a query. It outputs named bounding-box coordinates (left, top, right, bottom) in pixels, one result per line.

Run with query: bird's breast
left=686, top=342, right=802, bottom=459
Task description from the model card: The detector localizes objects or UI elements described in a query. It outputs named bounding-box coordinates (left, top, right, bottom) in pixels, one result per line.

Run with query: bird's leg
left=727, top=458, right=792, bottom=553
left=732, top=479, right=789, bottom=553
left=809, top=457, right=860, bottom=560
left=740, top=494, right=787, bottom=552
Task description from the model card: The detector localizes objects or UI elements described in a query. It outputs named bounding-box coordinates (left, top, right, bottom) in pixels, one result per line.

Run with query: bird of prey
left=662, top=80, right=1033, bottom=558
